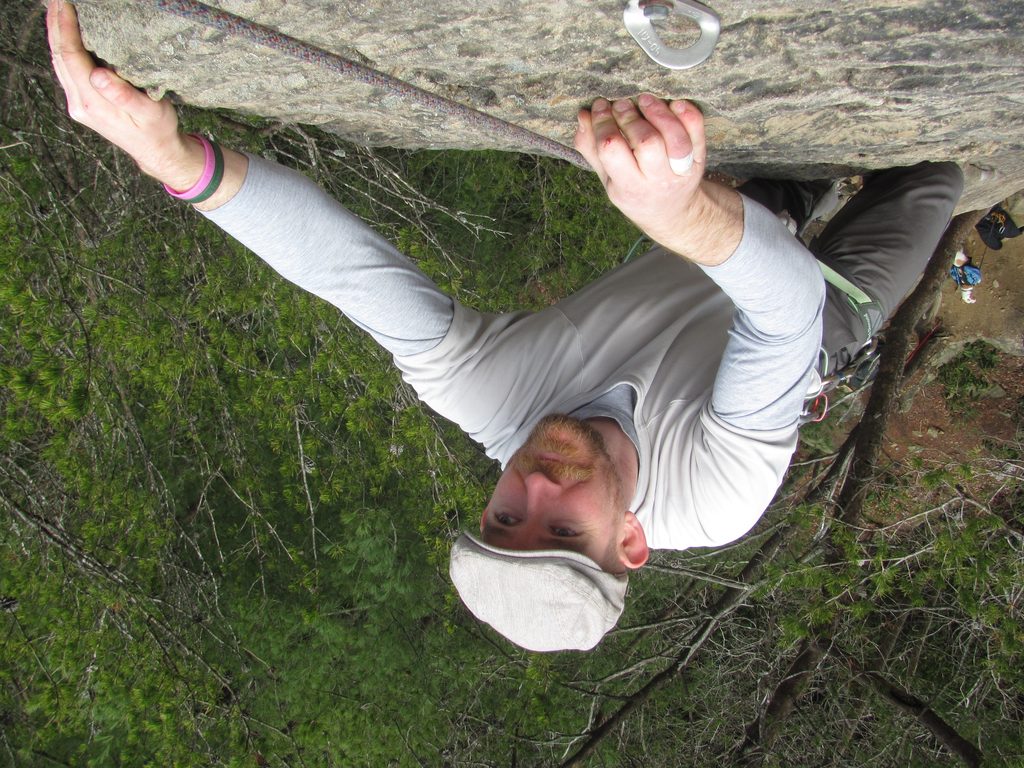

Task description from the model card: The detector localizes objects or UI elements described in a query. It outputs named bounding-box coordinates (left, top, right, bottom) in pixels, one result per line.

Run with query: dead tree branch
left=731, top=635, right=831, bottom=766
left=557, top=395, right=865, bottom=767
left=850, top=662, right=983, bottom=768
left=557, top=518, right=804, bottom=768
left=733, top=210, right=989, bottom=767
left=834, top=614, right=909, bottom=759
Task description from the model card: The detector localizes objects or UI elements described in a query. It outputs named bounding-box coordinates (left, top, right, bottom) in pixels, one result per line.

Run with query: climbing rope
left=152, top=0, right=590, bottom=170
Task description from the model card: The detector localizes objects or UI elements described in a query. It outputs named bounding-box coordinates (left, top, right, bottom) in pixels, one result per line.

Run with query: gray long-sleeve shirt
left=205, top=155, right=825, bottom=549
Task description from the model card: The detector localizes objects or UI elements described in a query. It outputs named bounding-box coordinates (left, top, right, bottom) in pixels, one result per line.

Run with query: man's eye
left=551, top=527, right=578, bottom=537
left=495, top=513, right=518, bottom=526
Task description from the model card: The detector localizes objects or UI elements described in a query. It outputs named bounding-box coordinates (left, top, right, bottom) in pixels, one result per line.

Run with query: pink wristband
left=163, top=134, right=215, bottom=199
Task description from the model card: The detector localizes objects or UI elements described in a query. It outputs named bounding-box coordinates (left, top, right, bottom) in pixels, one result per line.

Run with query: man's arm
left=575, top=95, right=824, bottom=431
left=201, top=156, right=453, bottom=357
left=47, top=0, right=453, bottom=358
left=700, top=197, right=824, bottom=429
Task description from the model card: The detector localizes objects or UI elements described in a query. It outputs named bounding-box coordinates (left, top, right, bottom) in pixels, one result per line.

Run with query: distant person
left=47, top=0, right=963, bottom=651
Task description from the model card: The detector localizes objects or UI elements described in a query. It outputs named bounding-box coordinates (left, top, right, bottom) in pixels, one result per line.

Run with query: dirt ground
left=884, top=223, right=1024, bottom=466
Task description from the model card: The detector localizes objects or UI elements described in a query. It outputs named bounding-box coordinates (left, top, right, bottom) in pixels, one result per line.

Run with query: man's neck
left=585, top=417, right=639, bottom=504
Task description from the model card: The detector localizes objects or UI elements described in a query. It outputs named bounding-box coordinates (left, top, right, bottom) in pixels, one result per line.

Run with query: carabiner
left=623, top=0, right=720, bottom=70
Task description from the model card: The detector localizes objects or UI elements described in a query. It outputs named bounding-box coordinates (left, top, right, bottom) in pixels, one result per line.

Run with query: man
left=47, top=0, right=963, bottom=652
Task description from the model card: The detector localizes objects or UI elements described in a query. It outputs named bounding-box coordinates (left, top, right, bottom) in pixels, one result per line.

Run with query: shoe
left=794, top=180, right=843, bottom=237
left=806, top=179, right=843, bottom=225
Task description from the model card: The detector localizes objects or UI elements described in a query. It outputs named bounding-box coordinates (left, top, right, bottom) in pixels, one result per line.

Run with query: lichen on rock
left=75, top=0, right=1024, bottom=210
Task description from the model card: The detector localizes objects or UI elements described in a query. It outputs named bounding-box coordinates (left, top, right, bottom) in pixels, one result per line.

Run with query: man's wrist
left=138, top=132, right=206, bottom=191
left=661, top=183, right=744, bottom=267
left=136, top=133, right=247, bottom=212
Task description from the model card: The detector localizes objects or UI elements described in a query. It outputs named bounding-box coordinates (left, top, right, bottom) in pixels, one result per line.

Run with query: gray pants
left=739, top=162, right=965, bottom=374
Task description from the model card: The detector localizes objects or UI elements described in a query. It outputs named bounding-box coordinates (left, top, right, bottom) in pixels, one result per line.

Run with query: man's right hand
left=47, top=0, right=245, bottom=209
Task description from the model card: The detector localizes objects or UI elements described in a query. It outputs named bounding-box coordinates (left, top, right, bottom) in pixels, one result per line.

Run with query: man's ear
left=618, top=511, right=649, bottom=570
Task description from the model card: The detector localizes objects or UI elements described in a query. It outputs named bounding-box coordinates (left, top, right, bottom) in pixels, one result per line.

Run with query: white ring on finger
left=669, top=153, right=694, bottom=176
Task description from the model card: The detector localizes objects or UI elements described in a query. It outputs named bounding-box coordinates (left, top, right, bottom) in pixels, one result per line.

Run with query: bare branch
left=294, top=406, right=320, bottom=571
left=852, top=663, right=983, bottom=768
left=731, top=636, right=831, bottom=766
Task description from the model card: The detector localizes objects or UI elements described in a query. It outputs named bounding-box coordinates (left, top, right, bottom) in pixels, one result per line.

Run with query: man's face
left=480, top=414, right=630, bottom=572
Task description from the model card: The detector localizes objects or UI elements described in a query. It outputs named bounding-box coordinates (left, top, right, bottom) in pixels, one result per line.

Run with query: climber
left=47, top=0, right=964, bottom=653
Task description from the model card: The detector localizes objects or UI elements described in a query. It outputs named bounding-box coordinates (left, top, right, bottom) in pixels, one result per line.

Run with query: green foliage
left=796, top=417, right=841, bottom=456
left=937, top=340, right=1000, bottom=413
left=0, top=51, right=644, bottom=759
left=2, top=4, right=1021, bottom=761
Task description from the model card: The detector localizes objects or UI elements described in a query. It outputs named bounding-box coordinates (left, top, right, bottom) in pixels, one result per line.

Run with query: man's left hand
left=574, top=94, right=742, bottom=267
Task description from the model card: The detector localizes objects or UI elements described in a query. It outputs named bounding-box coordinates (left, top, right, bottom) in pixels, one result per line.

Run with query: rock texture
left=75, top=0, right=1024, bottom=211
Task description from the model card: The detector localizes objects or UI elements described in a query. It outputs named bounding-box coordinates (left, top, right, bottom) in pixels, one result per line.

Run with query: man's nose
left=522, top=470, right=562, bottom=512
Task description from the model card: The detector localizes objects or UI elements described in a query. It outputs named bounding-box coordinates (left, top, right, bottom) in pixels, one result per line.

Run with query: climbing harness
left=800, top=263, right=884, bottom=425
left=800, top=338, right=880, bottom=425
left=817, top=261, right=883, bottom=340
left=152, top=0, right=589, bottom=170
left=623, top=0, right=721, bottom=70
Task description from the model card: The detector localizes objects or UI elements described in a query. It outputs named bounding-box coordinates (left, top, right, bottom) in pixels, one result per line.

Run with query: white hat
left=449, top=532, right=627, bottom=652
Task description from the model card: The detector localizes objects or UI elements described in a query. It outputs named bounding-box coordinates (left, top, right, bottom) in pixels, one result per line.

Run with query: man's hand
left=574, top=95, right=743, bottom=267
left=47, top=0, right=245, bottom=209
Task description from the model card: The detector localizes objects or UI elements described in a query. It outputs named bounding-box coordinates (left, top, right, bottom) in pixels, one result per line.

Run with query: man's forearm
left=201, top=155, right=454, bottom=358
left=654, top=181, right=744, bottom=267
left=701, top=195, right=826, bottom=430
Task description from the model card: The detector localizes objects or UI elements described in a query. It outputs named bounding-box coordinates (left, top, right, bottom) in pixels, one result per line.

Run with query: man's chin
left=514, top=453, right=594, bottom=483
left=525, top=414, right=607, bottom=459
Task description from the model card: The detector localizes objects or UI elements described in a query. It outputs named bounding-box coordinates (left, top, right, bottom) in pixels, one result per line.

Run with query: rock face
left=76, top=0, right=1024, bottom=211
